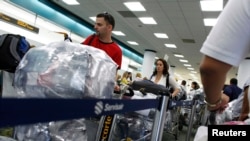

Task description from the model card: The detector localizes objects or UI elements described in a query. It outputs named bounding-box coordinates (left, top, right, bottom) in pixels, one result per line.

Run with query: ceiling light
left=200, top=0, right=223, bottom=11
left=127, top=41, right=139, bottom=45
left=124, top=2, right=146, bottom=11
left=184, top=64, right=191, bottom=67
left=174, top=54, right=184, bottom=58
left=175, top=73, right=181, bottom=76
left=139, top=17, right=157, bottom=24
left=154, top=33, right=168, bottom=38
left=112, top=31, right=126, bottom=36
left=165, top=44, right=176, bottom=48
left=62, top=0, right=80, bottom=5
left=204, top=18, right=218, bottom=26
left=187, top=68, right=194, bottom=70
left=89, top=17, right=96, bottom=22
left=191, top=71, right=197, bottom=73
left=179, top=59, right=188, bottom=63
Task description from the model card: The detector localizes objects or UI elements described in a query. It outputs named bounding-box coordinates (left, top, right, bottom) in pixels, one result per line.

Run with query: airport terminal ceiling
left=10, top=0, right=238, bottom=84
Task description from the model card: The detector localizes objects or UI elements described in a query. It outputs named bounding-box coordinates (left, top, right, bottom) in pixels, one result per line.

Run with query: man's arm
left=199, top=55, right=231, bottom=110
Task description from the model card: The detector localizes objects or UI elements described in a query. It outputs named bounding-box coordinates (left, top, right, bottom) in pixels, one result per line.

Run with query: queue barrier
left=0, top=96, right=204, bottom=141
left=0, top=98, right=159, bottom=128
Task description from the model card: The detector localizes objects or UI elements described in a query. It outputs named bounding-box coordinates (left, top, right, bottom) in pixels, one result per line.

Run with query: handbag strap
left=166, top=74, right=169, bottom=89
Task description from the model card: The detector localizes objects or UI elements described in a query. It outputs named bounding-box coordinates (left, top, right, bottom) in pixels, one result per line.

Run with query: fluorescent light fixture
left=112, top=31, right=126, bottom=36
left=155, top=57, right=159, bottom=59
left=165, top=44, right=176, bottom=48
left=204, top=18, right=218, bottom=26
left=184, top=64, right=191, bottom=67
left=127, top=41, right=139, bottom=45
left=89, top=17, right=96, bottom=22
left=179, top=59, right=188, bottom=63
left=200, top=0, right=223, bottom=11
left=154, top=33, right=168, bottom=38
left=175, top=73, right=181, bottom=77
left=187, top=68, right=194, bottom=70
left=174, top=54, right=184, bottom=58
left=62, top=0, right=80, bottom=5
left=189, top=74, right=195, bottom=76
left=191, top=71, right=197, bottom=74
left=124, top=2, right=146, bottom=11
left=139, top=17, right=157, bottom=24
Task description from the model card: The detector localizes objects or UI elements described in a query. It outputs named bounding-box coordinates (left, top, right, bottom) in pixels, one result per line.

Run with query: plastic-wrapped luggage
left=14, top=41, right=117, bottom=99
left=12, top=41, right=117, bottom=141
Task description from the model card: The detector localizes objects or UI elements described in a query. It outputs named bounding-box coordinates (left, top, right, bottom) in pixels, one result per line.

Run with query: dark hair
left=230, top=78, right=238, bottom=85
left=181, top=80, right=186, bottom=86
left=97, top=12, right=115, bottom=29
left=192, top=81, right=200, bottom=90
left=152, top=58, right=169, bottom=76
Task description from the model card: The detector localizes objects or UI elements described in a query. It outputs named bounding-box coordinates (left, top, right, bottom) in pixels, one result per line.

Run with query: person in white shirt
left=199, top=0, right=250, bottom=112
left=187, top=81, right=203, bottom=100
left=150, top=58, right=180, bottom=97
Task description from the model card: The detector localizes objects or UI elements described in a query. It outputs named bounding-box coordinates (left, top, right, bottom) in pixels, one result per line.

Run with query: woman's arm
left=168, top=76, right=180, bottom=97
left=200, top=55, right=231, bottom=111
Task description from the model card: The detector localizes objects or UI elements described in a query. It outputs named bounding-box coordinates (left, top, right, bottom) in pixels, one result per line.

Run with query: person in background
left=238, top=77, right=250, bottom=121
left=127, top=72, right=133, bottom=82
left=81, top=12, right=122, bottom=91
left=81, top=12, right=123, bottom=141
left=187, top=81, right=201, bottom=100
left=180, top=80, right=187, bottom=93
left=179, top=80, right=187, bottom=100
left=135, top=72, right=142, bottom=81
left=199, top=0, right=250, bottom=112
left=116, top=74, right=121, bottom=86
left=150, top=58, right=180, bottom=97
left=120, top=71, right=130, bottom=85
left=223, top=78, right=242, bottom=102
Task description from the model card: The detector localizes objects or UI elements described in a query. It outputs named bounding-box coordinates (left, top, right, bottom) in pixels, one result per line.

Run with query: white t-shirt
left=151, top=74, right=179, bottom=89
left=200, top=0, right=250, bottom=67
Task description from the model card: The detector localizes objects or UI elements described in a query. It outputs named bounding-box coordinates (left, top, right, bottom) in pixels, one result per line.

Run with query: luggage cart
left=164, top=100, right=182, bottom=140
left=95, top=90, right=170, bottom=141
left=180, top=94, right=206, bottom=141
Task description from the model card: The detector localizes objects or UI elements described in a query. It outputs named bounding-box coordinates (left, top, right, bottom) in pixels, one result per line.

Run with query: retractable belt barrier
left=0, top=98, right=160, bottom=128
left=168, top=99, right=193, bottom=109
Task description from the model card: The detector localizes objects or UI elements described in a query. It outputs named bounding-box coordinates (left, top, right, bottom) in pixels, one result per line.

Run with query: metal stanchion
left=95, top=114, right=118, bottom=141
left=95, top=93, right=123, bottom=141
left=185, top=99, right=197, bottom=141
left=150, top=95, right=169, bottom=141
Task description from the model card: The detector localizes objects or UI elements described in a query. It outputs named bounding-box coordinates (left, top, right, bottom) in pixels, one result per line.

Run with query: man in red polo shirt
left=82, top=12, right=122, bottom=91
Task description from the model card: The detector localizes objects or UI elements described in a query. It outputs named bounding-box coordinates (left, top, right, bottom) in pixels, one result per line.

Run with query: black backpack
left=0, top=34, right=30, bottom=73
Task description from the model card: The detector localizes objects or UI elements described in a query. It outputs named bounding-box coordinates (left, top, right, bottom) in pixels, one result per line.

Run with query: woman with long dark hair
left=150, top=58, right=180, bottom=97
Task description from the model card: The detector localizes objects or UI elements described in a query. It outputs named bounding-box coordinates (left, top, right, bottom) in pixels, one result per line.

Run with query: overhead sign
left=0, top=12, right=39, bottom=34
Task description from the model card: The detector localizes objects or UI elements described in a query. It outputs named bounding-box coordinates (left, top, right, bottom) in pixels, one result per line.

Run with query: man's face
left=94, top=17, right=111, bottom=36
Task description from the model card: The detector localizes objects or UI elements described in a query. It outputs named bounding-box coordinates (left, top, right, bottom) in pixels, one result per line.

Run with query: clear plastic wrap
left=12, top=41, right=117, bottom=141
left=14, top=41, right=117, bottom=99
